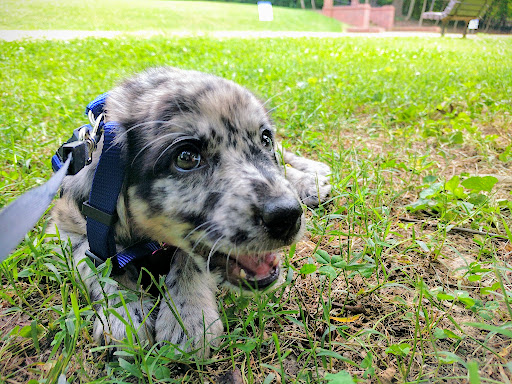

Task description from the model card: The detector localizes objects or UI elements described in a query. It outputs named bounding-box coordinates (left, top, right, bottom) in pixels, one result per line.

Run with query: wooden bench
left=421, top=0, right=495, bottom=37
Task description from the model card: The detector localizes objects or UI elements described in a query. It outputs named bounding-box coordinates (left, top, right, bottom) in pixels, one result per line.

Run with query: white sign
left=468, top=19, right=479, bottom=30
left=258, top=1, right=273, bottom=22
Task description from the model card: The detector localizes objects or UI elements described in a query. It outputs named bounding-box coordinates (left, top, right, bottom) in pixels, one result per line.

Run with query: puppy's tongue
left=234, top=253, right=277, bottom=277
left=229, top=252, right=280, bottom=289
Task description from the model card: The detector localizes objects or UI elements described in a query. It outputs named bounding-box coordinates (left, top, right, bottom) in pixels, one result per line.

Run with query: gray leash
left=0, top=155, right=71, bottom=261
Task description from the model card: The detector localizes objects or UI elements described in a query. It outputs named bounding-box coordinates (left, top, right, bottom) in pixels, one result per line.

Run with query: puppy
left=50, top=67, right=330, bottom=356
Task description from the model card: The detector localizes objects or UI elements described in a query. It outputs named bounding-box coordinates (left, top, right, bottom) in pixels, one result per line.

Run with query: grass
left=0, top=0, right=344, bottom=32
left=1, top=33, right=512, bottom=383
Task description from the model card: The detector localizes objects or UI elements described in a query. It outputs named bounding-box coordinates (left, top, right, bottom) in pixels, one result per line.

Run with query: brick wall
left=323, top=2, right=395, bottom=30
left=369, top=5, right=395, bottom=30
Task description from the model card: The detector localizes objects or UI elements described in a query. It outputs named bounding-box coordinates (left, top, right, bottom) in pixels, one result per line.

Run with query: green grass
left=2, top=34, right=512, bottom=383
left=0, top=0, right=344, bottom=32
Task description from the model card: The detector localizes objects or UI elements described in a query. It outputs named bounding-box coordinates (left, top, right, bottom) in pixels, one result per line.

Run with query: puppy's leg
left=155, top=250, right=222, bottom=357
left=72, top=241, right=156, bottom=347
left=50, top=197, right=156, bottom=348
left=282, top=150, right=331, bottom=207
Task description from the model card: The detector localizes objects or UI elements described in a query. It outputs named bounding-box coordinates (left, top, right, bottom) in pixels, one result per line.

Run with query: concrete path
left=0, top=29, right=481, bottom=41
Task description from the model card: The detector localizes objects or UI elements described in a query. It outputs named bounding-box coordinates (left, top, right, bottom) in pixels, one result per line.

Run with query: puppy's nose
left=262, top=197, right=303, bottom=240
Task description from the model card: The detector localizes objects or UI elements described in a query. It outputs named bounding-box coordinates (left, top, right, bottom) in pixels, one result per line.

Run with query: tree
left=406, top=0, right=416, bottom=20
left=392, top=0, right=404, bottom=17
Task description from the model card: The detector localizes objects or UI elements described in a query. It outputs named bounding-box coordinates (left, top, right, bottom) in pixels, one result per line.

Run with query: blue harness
left=53, top=94, right=161, bottom=269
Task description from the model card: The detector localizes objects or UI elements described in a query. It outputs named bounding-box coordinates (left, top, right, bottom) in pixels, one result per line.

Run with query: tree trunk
left=418, top=0, right=427, bottom=25
left=392, top=0, right=404, bottom=18
left=406, top=0, right=416, bottom=20
left=311, top=0, right=316, bottom=10
left=300, top=0, right=305, bottom=9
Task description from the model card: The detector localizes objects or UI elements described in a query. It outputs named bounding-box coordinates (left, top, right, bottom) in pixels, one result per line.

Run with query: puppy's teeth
left=272, top=257, right=279, bottom=267
left=240, top=269, right=247, bottom=279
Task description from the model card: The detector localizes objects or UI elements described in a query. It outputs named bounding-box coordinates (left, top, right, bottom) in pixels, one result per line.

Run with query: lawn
left=1, top=33, right=512, bottom=383
left=0, top=0, right=344, bottom=32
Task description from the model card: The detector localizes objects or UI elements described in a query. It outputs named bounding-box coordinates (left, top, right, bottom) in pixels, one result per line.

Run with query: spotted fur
left=49, top=67, right=330, bottom=357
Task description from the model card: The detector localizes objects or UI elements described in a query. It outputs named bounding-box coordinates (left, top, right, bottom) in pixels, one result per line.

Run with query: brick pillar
left=322, top=0, right=333, bottom=17
left=370, top=5, right=395, bottom=30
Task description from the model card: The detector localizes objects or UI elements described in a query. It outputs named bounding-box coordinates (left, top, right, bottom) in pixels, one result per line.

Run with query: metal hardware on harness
left=84, top=111, right=104, bottom=164
left=88, top=110, right=104, bottom=136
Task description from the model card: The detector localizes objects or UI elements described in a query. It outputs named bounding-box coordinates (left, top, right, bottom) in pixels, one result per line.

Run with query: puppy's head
left=107, top=67, right=304, bottom=290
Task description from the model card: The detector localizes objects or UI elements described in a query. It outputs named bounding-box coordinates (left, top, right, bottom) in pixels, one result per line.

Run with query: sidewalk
left=0, top=29, right=485, bottom=41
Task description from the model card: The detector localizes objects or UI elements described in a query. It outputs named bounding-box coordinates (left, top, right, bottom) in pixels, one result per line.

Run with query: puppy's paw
left=93, top=303, right=155, bottom=347
left=283, top=151, right=331, bottom=178
left=285, top=166, right=331, bottom=207
left=281, top=151, right=332, bottom=207
left=155, top=301, right=223, bottom=358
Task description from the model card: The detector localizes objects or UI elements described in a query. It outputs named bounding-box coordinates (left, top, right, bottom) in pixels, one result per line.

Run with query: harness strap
left=116, top=241, right=161, bottom=268
left=85, top=121, right=125, bottom=262
left=81, top=94, right=163, bottom=268
left=86, top=92, right=109, bottom=118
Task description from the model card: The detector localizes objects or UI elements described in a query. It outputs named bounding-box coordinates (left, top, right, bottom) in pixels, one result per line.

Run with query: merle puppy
left=50, top=67, right=330, bottom=356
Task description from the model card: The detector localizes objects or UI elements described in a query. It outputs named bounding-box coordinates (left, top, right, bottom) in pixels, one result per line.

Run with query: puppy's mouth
left=211, top=252, right=281, bottom=290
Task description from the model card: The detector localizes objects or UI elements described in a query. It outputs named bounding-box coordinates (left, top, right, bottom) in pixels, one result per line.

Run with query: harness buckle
left=82, top=200, right=118, bottom=226
left=62, top=141, right=87, bottom=175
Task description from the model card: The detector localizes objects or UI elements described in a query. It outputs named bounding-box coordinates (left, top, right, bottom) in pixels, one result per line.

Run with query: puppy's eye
left=175, top=148, right=201, bottom=171
left=261, top=130, right=273, bottom=150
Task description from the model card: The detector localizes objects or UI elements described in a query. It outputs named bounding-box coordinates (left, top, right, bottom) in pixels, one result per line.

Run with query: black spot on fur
left=74, top=238, right=85, bottom=250
left=148, top=75, right=171, bottom=89
left=211, top=153, right=221, bottom=166
left=227, top=136, right=238, bottom=150
left=210, top=127, right=217, bottom=140
left=167, top=279, right=177, bottom=290
left=194, top=83, right=215, bottom=101
left=91, top=292, right=102, bottom=303
left=248, top=143, right=262, bottom=158
left=176, top=330, right=185, bottom=344
left=134, top=309, right=143, bottom=324
left=193, top=263, right=202, bottom=274
left=203, top=192, right=221, bottom=213
left=243, top=146, right=278, bottom=184
left=162, top=96, right=197, bottom=119
left=179, top=211, right=206, bottom=229
left=134, top=180, right=162, bottom=215
left=249, top=179, right=269, bottom=197
left=221, top=116, right=238, bottom=135
left=231, top=230, right=248, bottom=244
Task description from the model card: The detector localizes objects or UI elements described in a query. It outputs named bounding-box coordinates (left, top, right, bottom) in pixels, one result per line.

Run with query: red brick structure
left=322, top=0, right=395, bottom=32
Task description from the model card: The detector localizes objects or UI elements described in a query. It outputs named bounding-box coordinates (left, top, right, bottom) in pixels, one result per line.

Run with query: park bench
left=421, top=0, right=495, bottom=37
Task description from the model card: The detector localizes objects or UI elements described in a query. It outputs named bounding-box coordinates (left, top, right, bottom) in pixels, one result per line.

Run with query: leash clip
left=83, top=110, right=105, bottom=164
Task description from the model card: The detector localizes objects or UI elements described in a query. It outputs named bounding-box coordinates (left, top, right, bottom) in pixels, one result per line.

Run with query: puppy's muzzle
left=261, top=196, right=303, bottom=241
